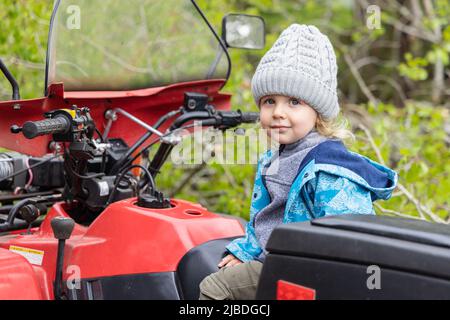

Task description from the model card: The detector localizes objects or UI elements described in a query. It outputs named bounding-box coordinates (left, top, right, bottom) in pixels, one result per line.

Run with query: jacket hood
left=297, top=140, right=398, bottom=201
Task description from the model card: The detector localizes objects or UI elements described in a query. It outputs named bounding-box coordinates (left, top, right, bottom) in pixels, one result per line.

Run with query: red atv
left=1, top=0, right=450, bottom=300
left=0, top=0, right=265, bottom=300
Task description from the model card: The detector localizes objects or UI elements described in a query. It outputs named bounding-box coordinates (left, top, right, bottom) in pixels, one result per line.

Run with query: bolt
left=188, top=99, right=196, bottom=110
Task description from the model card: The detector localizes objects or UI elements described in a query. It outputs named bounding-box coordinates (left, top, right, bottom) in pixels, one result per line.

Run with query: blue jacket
left=226, top=140, right=398, bottom=263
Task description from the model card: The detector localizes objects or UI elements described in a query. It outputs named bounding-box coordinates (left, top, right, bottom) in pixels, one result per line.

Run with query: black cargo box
left=256, top=215, right=450, bottom=299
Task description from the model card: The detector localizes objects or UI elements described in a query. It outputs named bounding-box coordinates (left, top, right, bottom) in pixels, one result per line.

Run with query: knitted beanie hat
left=251, top=24, right=339, bottom=120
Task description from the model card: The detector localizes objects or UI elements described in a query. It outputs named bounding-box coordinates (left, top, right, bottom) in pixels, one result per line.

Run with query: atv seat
left=176, top=236, right=240, bottom=300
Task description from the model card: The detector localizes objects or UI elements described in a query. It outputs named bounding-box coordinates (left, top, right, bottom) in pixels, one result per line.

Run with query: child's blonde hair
left=315, top=115, right=355, bottom=143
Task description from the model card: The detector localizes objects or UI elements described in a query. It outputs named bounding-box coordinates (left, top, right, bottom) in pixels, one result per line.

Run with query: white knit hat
left=251, top=24, right=340, bottom=120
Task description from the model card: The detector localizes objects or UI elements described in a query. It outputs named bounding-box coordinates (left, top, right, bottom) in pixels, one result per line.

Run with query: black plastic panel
left=266, top=215, right=450, bottom=280
left=257, top=254, right=450, bottom=300
left=311, top=215, right=450, bottom=248
left=68, top=272, right=181, bottom=300
left=67, top=237, right=240, bottom=300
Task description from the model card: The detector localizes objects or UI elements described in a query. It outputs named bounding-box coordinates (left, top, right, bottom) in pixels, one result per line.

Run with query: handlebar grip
left=240, top=112, right=260, bottom=123
left=22, top=116, right=71, bottom=139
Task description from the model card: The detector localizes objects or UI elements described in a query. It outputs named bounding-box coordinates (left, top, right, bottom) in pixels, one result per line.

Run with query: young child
left=199, top=24, right=398, bottom=300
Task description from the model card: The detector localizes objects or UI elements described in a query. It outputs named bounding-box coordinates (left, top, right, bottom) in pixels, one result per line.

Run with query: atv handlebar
left=170, top=109, right=259, bottom=131
left=240, top=112, right=260, bottom=123
left=20, top=117, right=71, bottom=139
left=10, top=108, right=95, bottom=142
left=148, top=109, right=259, bottom=178
left=10, top=109, right=76, bottom=140
left=215, top=110, right=259, bottom=128
left=3, top=104, right=259, bottom=226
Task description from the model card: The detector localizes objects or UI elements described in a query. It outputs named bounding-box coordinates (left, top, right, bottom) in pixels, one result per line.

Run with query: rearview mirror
left=222, top=14, right=265, bottom=50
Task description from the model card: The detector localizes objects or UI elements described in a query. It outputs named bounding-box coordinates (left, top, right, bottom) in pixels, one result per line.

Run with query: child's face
left=259, top=95, right=318, bottom=144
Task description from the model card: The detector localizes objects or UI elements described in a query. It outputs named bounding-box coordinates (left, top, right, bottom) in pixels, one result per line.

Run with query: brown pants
left=199, top=261, right=263, bottom=300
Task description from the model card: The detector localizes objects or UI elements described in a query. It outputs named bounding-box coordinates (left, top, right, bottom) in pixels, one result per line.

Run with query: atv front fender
left=0, top=248, right=42, bottom=300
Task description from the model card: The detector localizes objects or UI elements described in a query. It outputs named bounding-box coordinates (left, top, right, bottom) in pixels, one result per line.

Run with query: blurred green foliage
left=0, top=1, right=448, bottom=222
left=48, top=0, right=229, bottom=91
left=0, top=0, right=51, bottom=99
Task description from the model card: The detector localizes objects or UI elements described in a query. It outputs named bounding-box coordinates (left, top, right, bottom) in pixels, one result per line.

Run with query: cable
left=100, top=151, right=107, bottom=173
left=0, top=154, right=60, bottom=184
left=127, top=123, right=199, bottom=169
left=94, top=127, right=107, bottom=172
left=94, top=128, right=104, bottom=143
left=106, top=164, right=154, bottom=206
left=70, top=170, right=105, bottom=180
left=25, top=157, right=33, bottom=189
left=126, top=164, right=155, bottom=193
left=127, top=140, right=160, bottom=168
left=63, top=150, right=105, bottom=180
left=110, top=108, right=183, bottom=174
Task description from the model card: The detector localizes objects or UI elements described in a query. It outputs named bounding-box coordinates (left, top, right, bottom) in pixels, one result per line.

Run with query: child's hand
left=218, top=254, right=243, bottom=268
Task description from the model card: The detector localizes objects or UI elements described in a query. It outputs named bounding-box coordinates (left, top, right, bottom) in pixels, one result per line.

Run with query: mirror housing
left=222, top=14, right=265, bottom=50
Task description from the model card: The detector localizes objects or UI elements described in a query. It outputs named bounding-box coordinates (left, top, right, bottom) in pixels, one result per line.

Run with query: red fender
left=0, top=199, right=244, bottom=299
left=0, top=248, right=42, bottom=300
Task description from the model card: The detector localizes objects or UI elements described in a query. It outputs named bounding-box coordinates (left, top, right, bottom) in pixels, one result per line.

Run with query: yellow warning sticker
left=9, top=245, right=44, bottom=266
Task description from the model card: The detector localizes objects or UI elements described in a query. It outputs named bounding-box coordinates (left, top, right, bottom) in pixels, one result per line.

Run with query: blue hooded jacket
left=226, top=140, right=398, bottom=263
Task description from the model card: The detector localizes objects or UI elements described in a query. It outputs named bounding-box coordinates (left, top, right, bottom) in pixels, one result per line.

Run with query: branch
left=391, top=191, right=404, bottom=198
left=169, top=163, right=207, bottom=197
left=345, top=0, right=437, bottom=44
left=383, top=16, right=439, bottom=43
left=343, top=52, right=379, bottom=106
left=5, top=57, right=45, bottom=70
left=354, top=56, right=380, bottom=70
left=356, top=123, right=385, bottom=166
left=168, top=135, right=214, bottom=197
left=222, top=166, right=238, bottom=188
left=371, top=74, right=407, bottom=103
left=27, top=6, right=50, bottom=26
left=80, top=35, right=158, bottom=75
left=396, top=184, right=448, bottom=224
left=374, top=202, right=425, bottom=220
left=423, top=0, right=444, bottom=103
left=358, top=123, right=448, bottom=224
left=370, top=40, right=401, bottom=50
